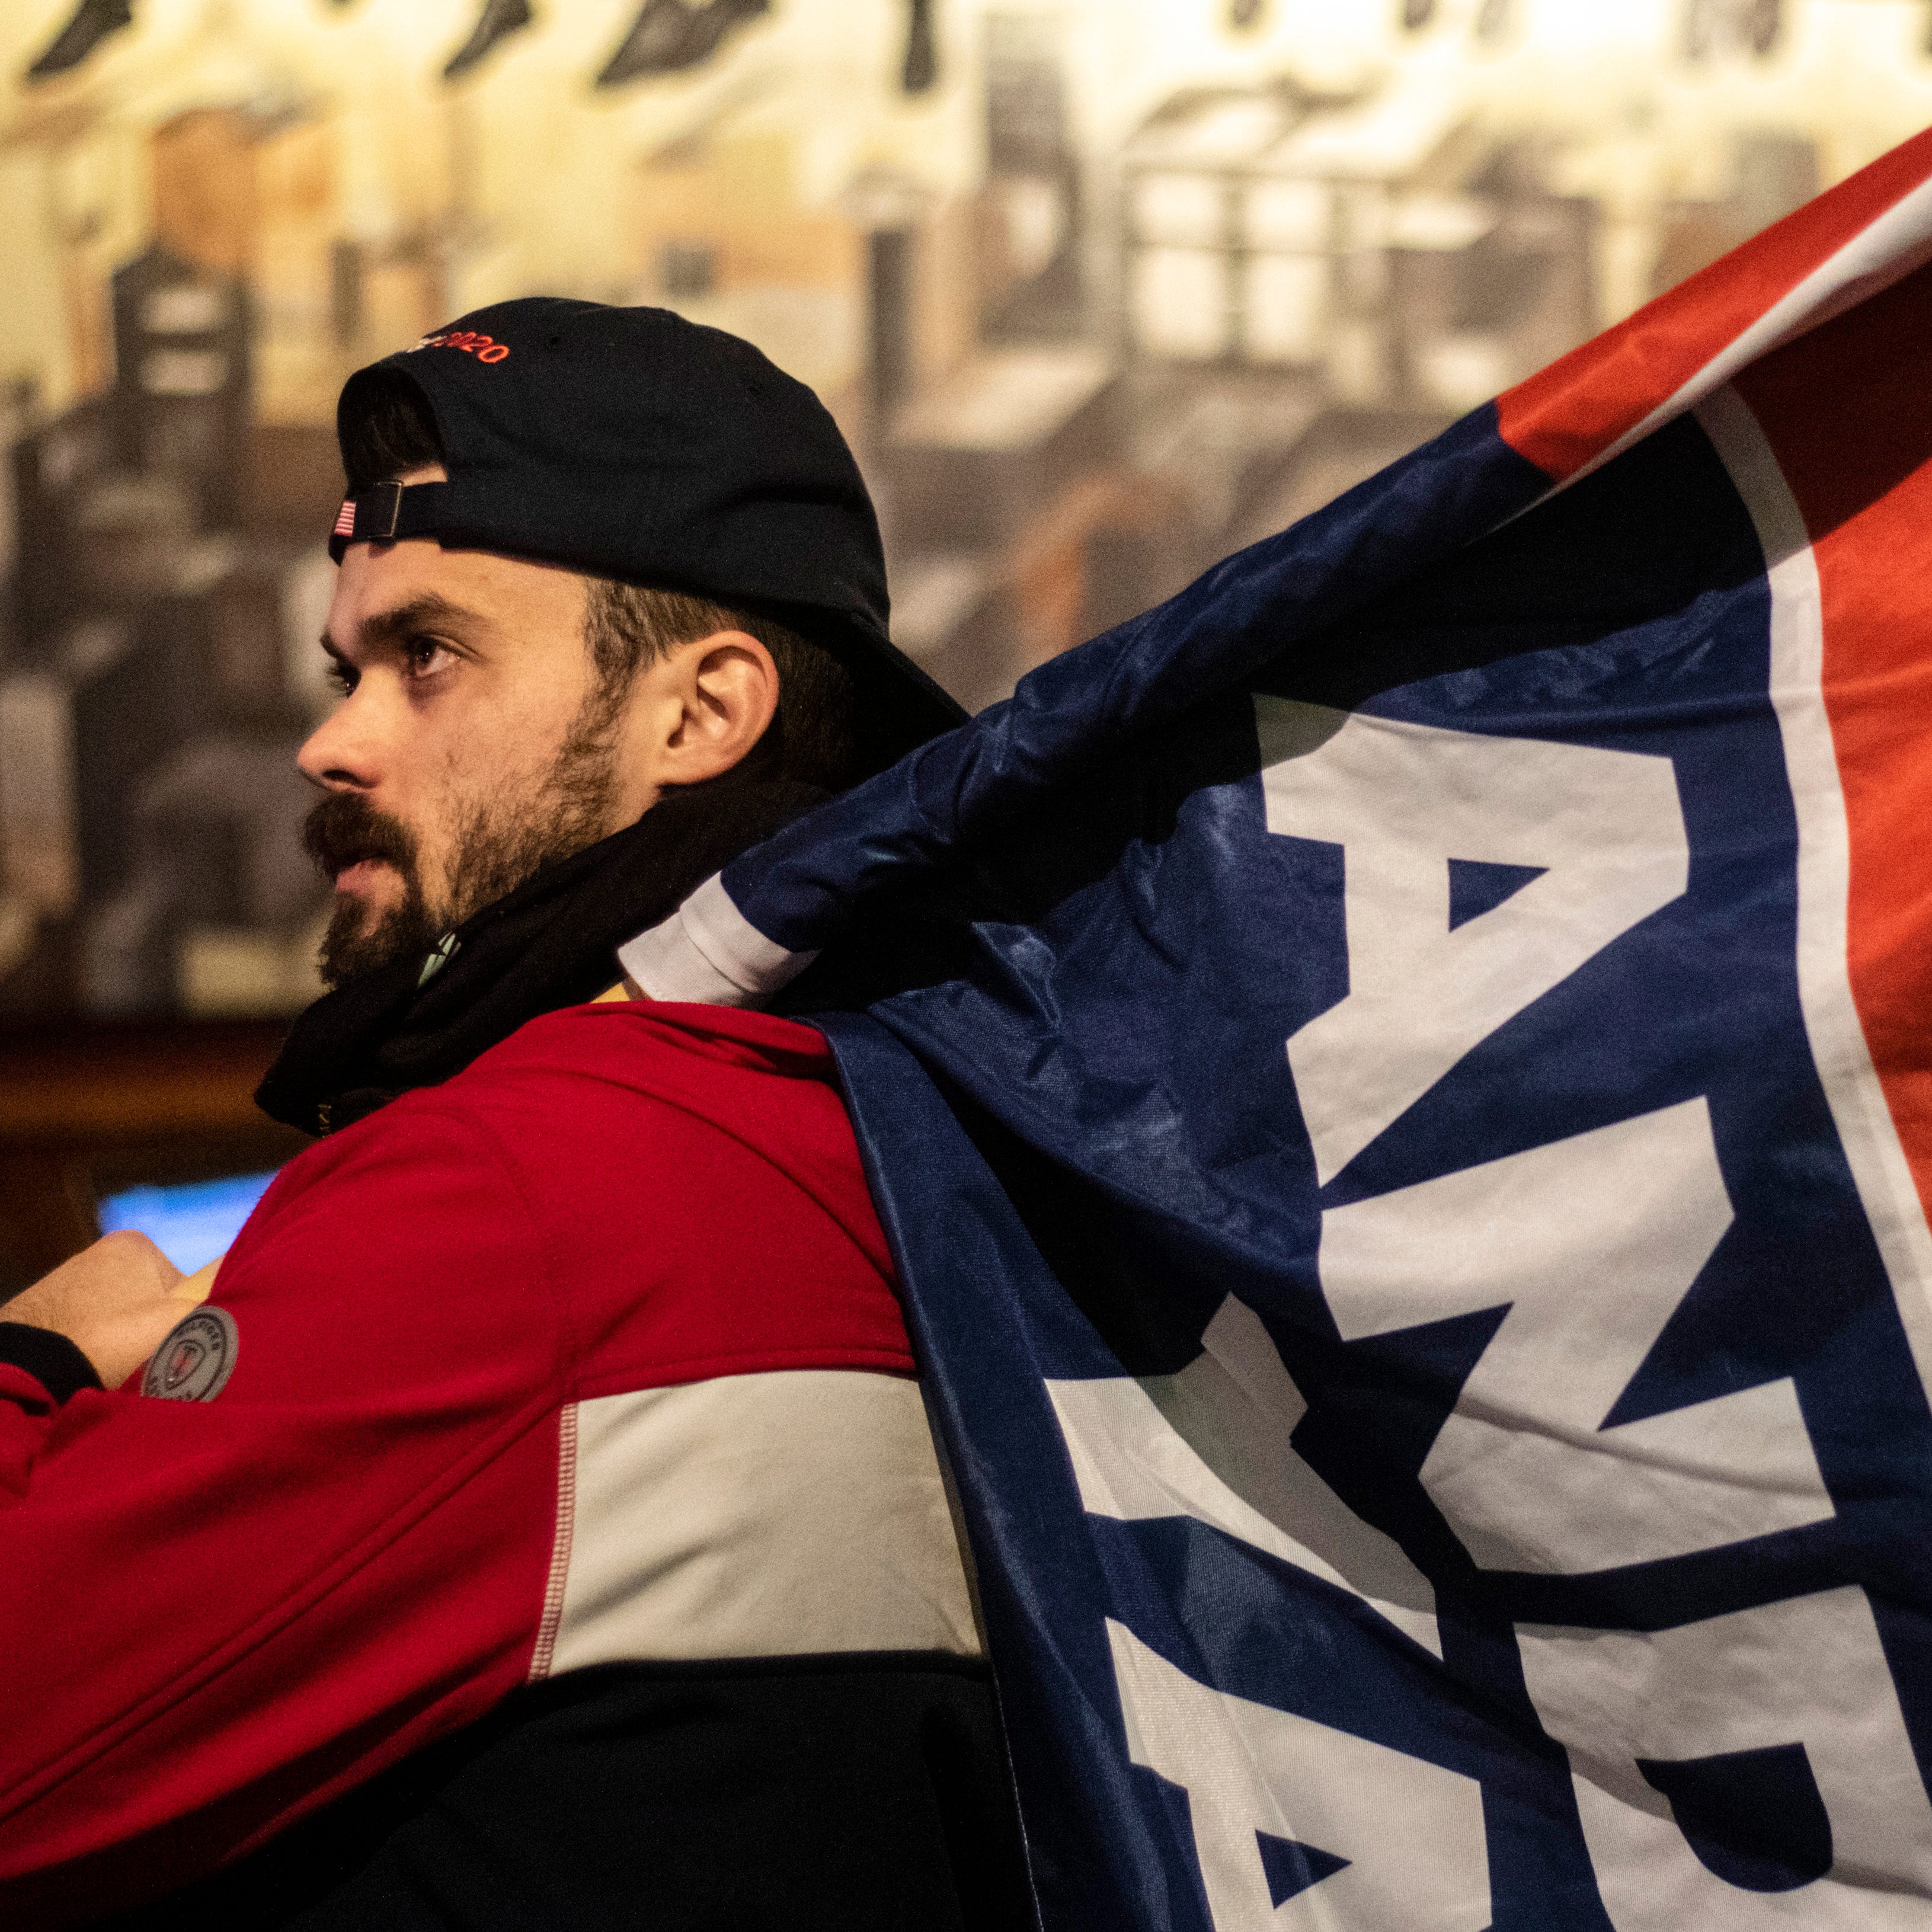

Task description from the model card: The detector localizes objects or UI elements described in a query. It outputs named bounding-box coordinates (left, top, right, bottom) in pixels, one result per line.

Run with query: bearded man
left=0, top=302, right=1031, bottom=1931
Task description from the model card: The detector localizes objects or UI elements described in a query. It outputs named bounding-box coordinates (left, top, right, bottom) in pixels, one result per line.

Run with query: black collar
left=256, top=769, right=828, bottom=1137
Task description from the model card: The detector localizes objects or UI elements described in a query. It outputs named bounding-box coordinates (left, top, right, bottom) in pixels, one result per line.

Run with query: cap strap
left=327, top=480, right=455, bottom=560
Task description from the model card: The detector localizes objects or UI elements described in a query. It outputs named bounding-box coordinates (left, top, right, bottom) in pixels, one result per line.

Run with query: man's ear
left=651, top=629, right=779, bottom=786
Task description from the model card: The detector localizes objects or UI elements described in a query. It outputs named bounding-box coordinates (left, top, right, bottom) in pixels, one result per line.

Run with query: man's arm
left=1, top=1232, right=201, bottom=1393
left=0, top=1101, right=565, bottom=1927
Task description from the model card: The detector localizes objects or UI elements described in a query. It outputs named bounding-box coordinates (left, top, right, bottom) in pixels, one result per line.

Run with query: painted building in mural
left=1, top=0, right=1930, bottom=1019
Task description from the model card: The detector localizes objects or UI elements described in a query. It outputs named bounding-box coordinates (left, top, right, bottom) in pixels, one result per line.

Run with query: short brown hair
left=582, top=581, right=856, bottom=792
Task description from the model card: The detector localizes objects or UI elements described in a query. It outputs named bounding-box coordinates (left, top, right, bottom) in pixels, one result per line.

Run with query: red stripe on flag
left=1736, top=259, right=1932, bottom=1224
left=1497, top=127, right=1932, bottom=483
left=333, top=500, right=356, bottom=537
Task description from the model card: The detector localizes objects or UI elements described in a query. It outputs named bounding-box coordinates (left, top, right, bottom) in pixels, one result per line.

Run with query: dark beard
left=304, top=706, right=620, bottom=990
left=304, top=792, right=434, bottom=989
left=258, top=761, right=833, bottom=1138
left=438, top=712, right=617, bottom=951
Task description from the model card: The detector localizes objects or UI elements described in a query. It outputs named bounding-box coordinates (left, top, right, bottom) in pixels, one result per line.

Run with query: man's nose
left=297, top=692, right=378, bottom=792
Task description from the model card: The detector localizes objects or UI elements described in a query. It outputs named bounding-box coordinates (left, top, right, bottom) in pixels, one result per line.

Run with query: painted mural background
left=0, top=0, right=1928, bottom=1020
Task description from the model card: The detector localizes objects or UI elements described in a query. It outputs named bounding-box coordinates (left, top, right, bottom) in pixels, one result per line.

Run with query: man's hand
left=4, top=1233, right=197, bottom=1390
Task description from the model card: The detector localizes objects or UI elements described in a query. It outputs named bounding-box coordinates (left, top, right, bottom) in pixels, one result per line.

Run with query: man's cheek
left=413, top=820, right=469, bottom=927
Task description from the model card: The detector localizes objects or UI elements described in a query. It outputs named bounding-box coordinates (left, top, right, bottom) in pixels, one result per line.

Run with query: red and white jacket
left=0, top=1003, right=997, bottom=1927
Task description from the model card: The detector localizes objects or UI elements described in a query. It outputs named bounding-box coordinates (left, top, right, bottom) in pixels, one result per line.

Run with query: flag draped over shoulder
left=621, top=130, right=1932, bottom=1932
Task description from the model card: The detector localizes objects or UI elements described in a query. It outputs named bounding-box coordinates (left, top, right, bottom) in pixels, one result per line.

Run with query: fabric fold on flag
left=619, top=127, right=1932, bottom=1012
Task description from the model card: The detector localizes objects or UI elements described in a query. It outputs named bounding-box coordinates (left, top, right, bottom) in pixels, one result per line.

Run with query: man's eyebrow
left=322, top=593, right=487, bottom=658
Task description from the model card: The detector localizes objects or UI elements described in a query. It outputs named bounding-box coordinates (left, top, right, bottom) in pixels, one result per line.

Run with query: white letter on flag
left=1256, top=697, right=1689, bottom=1185
left=1517, top=1587, right=1932, bottom=1928
left=1106, top=1618, right=1490, bottom=1932
left=1318, top=1103, right=1835, bottom=1573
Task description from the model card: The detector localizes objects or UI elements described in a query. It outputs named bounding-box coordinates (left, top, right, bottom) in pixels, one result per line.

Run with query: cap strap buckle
left=366, top=479, right=404, bottom=540
left=330, top=478, right=451, bottom=560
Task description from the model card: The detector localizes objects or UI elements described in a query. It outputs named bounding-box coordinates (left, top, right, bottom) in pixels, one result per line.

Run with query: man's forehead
left=325, top=540, right=584, bottom=649
left=321, top=591, right=476, bottom=656
left=325, top=562, right=479, bottom=652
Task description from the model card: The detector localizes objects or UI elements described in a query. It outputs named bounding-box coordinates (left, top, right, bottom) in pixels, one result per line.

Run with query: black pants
left=98, top=1655, right=1036, bottom=1932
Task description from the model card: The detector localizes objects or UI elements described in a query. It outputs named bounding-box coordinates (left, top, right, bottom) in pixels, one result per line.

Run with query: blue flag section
left=817, top=415, right=1932, bottom=1932
left=619, top=135, right=1932, bottom=1928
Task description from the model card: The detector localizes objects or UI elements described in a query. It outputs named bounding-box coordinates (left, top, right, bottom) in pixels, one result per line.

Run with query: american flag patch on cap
left=333, top=499, right=356, bottom=538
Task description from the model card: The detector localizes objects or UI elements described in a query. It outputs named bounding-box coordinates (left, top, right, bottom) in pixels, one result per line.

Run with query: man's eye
left=405, top=638, right=454, bottom=677
left=326, top=658, right=357, bottom=696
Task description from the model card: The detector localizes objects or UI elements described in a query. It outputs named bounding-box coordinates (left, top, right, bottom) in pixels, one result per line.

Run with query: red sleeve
left=0, top=1102, right=564, bottom=1925
left=0, top=1003, right=916, bottom=1929
left=0, top=1365, right=66, bottom=1500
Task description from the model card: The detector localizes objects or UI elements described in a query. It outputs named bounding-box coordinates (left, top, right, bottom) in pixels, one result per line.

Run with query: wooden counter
left=0, top=1018, right=309, bottom=1292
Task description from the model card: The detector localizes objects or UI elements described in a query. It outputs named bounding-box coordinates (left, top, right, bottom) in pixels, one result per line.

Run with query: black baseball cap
left=329, top=297, right=965, bottom=776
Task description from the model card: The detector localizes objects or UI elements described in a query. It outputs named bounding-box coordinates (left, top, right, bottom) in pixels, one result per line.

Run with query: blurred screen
left=98, top=1170, right=277, bottom=1273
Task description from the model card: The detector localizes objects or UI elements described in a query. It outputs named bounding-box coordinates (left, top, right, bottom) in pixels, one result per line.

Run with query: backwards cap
left=331, top=297, right=964, bottom=775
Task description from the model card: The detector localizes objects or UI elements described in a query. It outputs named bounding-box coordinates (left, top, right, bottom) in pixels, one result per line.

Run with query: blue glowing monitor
left=97, top=1170, right=278, bottom=1274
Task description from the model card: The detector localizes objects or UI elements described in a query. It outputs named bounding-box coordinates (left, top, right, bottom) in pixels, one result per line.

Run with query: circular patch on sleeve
left=142, top=1307, right=239, bottom=1402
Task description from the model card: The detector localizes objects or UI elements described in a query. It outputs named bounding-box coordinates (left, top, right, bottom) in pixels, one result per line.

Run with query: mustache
left=302, top=791, right=419, bottom=884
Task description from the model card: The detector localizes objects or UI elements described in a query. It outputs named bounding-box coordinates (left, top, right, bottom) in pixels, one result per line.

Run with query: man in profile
left=0, top=300, right=1030, bottom=1931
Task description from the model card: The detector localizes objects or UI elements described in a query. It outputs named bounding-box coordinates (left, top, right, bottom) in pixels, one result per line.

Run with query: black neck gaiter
left=256, top=770, right=827, bottom=1137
